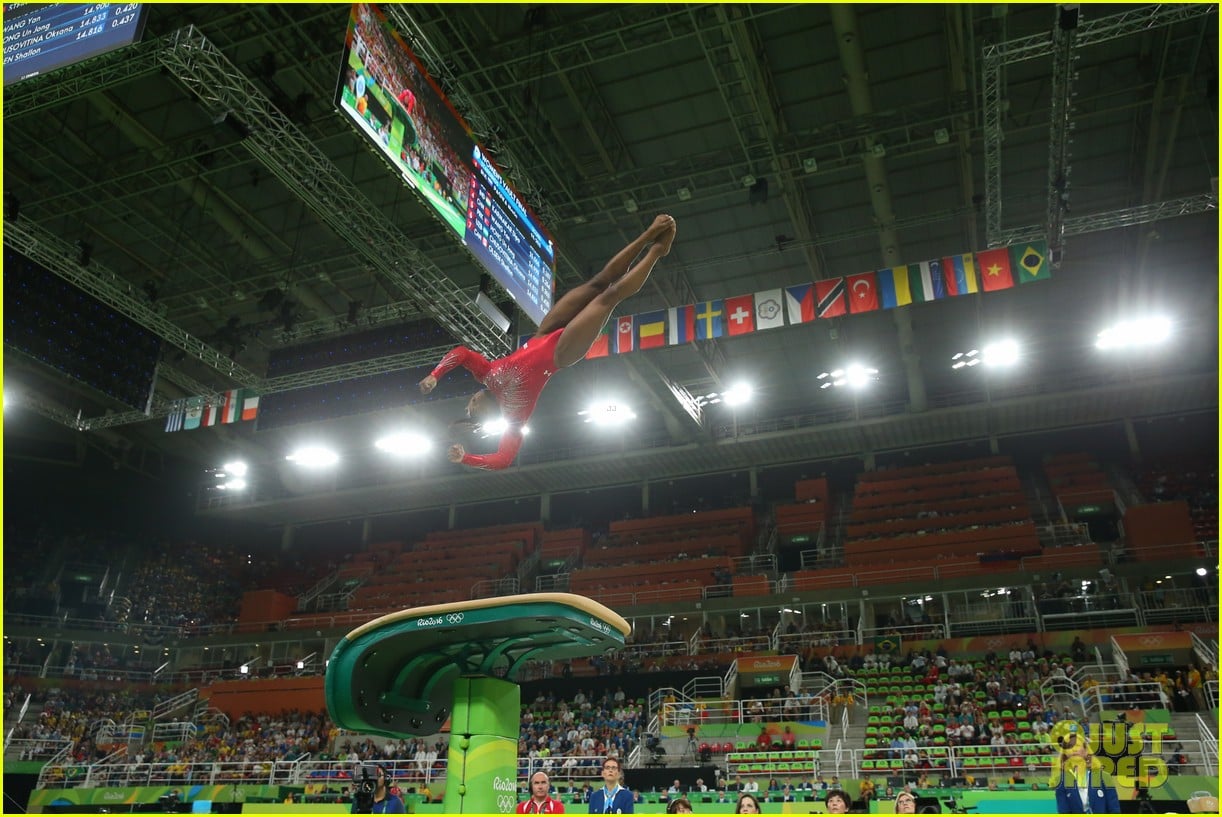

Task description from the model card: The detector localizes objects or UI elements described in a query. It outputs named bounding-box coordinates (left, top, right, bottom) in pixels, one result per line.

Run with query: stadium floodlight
left=1095, top=315, right=1172, bottom=350
left=694, top=382, right=754, bottom=408
left=222, top=460, right=248, bottom=477
left=579, top=400, right=636, bottom=426
left=375, top=431, right=432, bottom=457
left=476, top=418, right=530, bottom=437
left=722, top=382, right=754, bottom=407
left=952, top=339, right=1020, bottom=369
left=817, top=364, right=878, bottom=390
left=1197, top=567, right=1208, bottom=577
left=286, top=446, right=340, bottom=468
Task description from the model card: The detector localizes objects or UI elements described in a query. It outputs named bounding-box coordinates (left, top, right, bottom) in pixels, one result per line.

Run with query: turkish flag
left=847, top=272, right=880, bottom=313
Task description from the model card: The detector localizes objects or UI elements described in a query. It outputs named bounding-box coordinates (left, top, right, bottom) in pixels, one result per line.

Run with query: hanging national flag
left=724, top=294, right=755, bottom=336
left=164, top=399, right=185, bottom=433
left=183, top=397, right=204, bottom=431
left=753, top=289, right=785, bottom=330
left=241, top=391, right=260, bottom=421
left=615, top=315, right=635, bottom=354
left=927, top=259, right=949, bottom=300
left=976, top=247, right=1015, bottom=291
left=877, top=266, right=913, bottom=309
left=668, top=304, right=696, bottom=345
left=201, top=400, right=219, bottom=427
left=950, top=254, right=979, bottom=295
left=585, top=325, right=612, bottom=359
left=847, top=272, right=880, bottom=313
left=784, top=284, right=815, bottom=324
left=815, top=277, right=847, bottom=318
left=1012, top=240, right=1050, bottom=284
left=221, top=390, right=241, bottom=424
left=908, top=261, right=939, bottom=303
left=636, top=310, right=667, bottom=350
left=694, top=300, right=724, bottom=340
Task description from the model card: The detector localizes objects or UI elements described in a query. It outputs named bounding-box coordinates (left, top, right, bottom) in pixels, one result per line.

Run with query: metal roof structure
left=3, top=3, right=1217, bottom=525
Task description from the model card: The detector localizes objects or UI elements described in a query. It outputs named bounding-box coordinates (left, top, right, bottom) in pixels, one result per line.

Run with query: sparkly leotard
left=429, top=328, right=565, bottom=470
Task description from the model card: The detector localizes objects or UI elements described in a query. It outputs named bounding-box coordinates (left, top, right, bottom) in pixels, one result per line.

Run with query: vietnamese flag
left=977, top=247, right=1015, bottom=291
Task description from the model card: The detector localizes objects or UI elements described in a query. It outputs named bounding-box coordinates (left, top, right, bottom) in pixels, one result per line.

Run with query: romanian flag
left=636, top=310, right=667, bottom=349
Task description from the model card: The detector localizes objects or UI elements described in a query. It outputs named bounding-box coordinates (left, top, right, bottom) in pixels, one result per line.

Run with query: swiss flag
left=847, top=272, right=880, bottom=313
left=615, top=315, right=634, bottom=354
left=724, top=294, right=755, bottom=335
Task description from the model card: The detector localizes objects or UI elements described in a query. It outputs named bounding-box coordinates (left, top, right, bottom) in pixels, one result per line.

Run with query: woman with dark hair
left=420, top=214, right=677, bottom=470
left=823, top=790, right=852, bottom=814
left=666, top=798, right=693, bottom=814
left=734, top=793, right=761, bottom=813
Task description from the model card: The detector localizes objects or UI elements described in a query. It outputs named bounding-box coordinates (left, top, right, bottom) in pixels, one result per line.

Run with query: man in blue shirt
left=588, top=758, right=633, bottom=813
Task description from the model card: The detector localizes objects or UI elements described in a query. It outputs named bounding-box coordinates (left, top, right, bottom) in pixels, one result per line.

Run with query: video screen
left=3, top=3, right=149, bottom=86
left=336, top=3, right=556, bottom=327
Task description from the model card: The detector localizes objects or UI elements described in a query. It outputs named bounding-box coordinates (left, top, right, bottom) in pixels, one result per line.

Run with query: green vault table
left=325, top=592, right=630, bottom=812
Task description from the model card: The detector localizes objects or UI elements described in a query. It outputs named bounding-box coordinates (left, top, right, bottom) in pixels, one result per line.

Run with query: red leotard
left=429, top=328, right=564, bottom=470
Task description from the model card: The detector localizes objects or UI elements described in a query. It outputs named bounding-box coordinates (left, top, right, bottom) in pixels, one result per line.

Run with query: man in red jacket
left=517, top=771, right=565, bottom=814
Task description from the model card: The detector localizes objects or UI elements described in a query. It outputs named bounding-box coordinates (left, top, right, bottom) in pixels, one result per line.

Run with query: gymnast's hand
left=447, top=444, right=465, bottom=463
left=419, top=375, right=437, bottom=394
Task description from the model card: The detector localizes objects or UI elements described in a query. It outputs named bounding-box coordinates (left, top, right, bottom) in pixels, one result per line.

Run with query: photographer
left=351, top=763, right=405, bottom=814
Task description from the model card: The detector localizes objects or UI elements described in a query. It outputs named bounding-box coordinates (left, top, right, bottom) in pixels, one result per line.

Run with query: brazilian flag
left=1012, top=239, right=1051, bottom=284
left=873, top=635, right=902, bottom=654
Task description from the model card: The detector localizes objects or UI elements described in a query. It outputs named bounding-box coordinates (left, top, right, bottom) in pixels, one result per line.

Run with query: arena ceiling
left=3, top=3, right=1218, bottom=522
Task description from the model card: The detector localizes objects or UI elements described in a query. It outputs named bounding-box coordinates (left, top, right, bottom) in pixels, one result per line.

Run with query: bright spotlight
left=579, top=400, right=636, bottom=426
left=239, top=664, right=249, bottom=675
left=723, top=382, right=753, bottom=407
left=1095, top=316, right=1172, bottom=350
left=222, top=461, right=248, bottom=477
left=286, top=446, right=339, bottom=468
left=817, top=365, right=878, bottom=389
left=982, top=339, right=1020, bottom=368
left=375, top=431, right=431, bottom=457
left=481, top=417, right=508, bottom=436
left=227, top=479, right=247, bottom=492
left=1196, top=567, right=1208, bottom=577
left=843, top=364, right=878, bottom=389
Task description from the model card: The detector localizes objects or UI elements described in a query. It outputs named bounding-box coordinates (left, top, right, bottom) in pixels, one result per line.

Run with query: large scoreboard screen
left=335, top=3, right=556, bottom=328
left=4, top=3, right=148, bottom=85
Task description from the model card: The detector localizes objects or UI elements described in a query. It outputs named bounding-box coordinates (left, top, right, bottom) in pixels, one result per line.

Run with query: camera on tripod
left=646, top=734, right=666, bottom=764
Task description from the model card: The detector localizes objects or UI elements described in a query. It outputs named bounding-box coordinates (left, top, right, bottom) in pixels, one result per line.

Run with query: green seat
left=861, top=760, right=875, bottom=770
left=865, top=726, right=879, bottom=737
